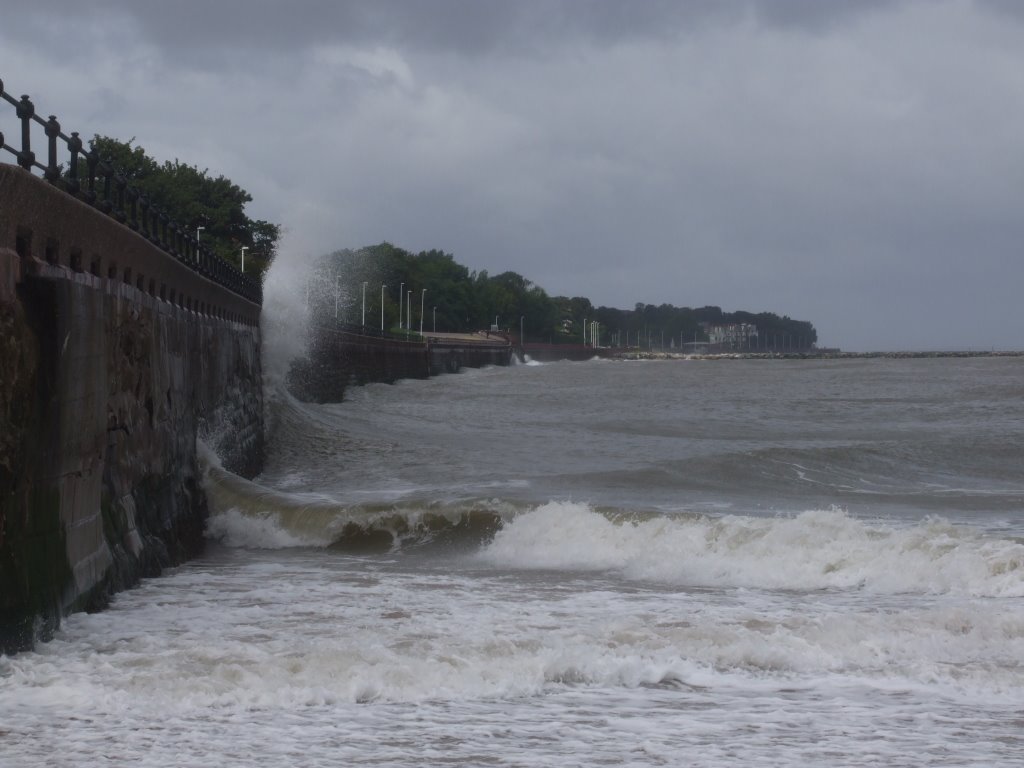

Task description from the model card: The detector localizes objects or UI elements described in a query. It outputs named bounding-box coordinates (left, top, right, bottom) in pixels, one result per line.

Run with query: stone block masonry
left=0, top=165, right=263, bottom=653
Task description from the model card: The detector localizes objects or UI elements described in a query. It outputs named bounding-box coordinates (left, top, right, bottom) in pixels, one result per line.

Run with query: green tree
left=76, top=136, right=280, bottom=279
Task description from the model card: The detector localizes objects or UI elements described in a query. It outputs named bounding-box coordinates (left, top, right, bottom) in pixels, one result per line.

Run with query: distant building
left=705, top=323, right=758, bottom=351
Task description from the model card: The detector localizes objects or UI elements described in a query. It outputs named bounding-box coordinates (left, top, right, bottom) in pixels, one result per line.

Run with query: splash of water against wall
left=260, top=239, right=316, bottom=386
left=258, top=241, right=370, bottom=391
left=257, top=238, right=319, bottom=449
left=258, top=238, right=364, bottom=433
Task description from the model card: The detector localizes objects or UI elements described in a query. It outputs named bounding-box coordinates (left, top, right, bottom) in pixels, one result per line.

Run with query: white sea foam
left=204, top=507, right=322, bottom=549
left=479, top=502, right=1024, bottom=597
left=3, top=532, right=1022, bottom=768
left=8, top=546, right=1021, bottom=708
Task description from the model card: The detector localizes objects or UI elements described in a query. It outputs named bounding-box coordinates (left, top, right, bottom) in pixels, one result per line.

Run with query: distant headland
left=312, top=243, right=819, bottom=355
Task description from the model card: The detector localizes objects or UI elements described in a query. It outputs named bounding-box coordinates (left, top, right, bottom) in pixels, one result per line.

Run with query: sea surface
left=3, top=342, right=1023, bottom=765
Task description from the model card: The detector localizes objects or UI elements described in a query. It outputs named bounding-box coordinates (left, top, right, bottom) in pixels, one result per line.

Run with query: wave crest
left=479, top=502, right=1024, bottom=597
left=201, top=458, right=510, bottom=551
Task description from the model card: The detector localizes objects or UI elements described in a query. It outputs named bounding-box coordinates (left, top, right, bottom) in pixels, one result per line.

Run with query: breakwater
left=0, top=163, right=264, bottom=653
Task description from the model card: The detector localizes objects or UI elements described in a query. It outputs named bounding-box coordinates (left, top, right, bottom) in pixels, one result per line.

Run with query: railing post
left=138, top=194, right=150, bottom=237
left=99, top=158, right=113, bottom=214
left=85, top=148, right=98, bottom=205
left=159, top=210, right=169, bottom=250
left=44, top=115, right=60, bottom=182
left=152, top=208, right=162, bottom=247
left=127, top=186, right=139, bottom=231
left=66, top=132, right=82, bottom=194
left=15, top=95, right=35, bottom=171
left=114, top=172, right=127, bottom=223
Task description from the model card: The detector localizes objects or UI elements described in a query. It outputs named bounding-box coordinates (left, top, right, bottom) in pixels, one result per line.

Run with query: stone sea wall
left=0, top=166, right=263, bottom=653
left=427, top=338, right=514, bottom=377
left=290, top=326, right=512, bottom=403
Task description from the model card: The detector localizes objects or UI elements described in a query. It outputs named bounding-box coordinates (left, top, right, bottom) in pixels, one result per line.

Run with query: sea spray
left=259, top=240, right=318, bottom=440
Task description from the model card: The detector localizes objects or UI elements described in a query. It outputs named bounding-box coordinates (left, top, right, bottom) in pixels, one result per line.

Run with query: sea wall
left=289, top=327, right=430, bottom=403
left=290, top=326, right=512, bottom=403
left=0, top=166, right=263, bottom=653
left=428, top=338, right=514, bottom=376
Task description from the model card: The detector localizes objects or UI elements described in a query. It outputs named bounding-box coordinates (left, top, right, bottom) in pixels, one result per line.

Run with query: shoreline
left=604, top=349, right=1024, bottom=361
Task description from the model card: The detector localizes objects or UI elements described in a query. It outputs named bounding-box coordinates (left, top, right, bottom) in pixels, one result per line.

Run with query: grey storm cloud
left=5, top=0, right=917, bottom=70
left=2, top=0, right=1023, bottom=350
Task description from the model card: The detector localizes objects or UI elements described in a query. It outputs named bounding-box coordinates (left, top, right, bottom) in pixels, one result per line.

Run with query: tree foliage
left=76, top=136, right=280, bottom=278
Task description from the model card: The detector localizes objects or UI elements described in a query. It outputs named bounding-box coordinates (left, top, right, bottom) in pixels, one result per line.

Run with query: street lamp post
left=399, top=283, right=404, bottom=329
left=419, top=289, right=426, bottom=335
left=381, top=284, right=387, bottom=331
left=196, top=226, right=204, bottom=242
left=240, top=246, right=248, bottom=273
left=361, top=282, right=368, bottom=326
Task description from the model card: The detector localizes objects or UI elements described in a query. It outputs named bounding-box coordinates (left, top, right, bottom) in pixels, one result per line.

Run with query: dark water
left=264, top=355, right=1024, bottom=523
left=2, top=355, right=1023, bottom=767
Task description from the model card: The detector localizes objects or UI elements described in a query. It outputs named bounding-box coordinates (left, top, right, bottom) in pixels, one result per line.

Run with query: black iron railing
left=0, top=78, right=261, bottom=305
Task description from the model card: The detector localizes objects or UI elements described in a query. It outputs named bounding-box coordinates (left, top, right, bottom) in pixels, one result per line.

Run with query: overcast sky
left=3, top=0, right=1023, bottom=350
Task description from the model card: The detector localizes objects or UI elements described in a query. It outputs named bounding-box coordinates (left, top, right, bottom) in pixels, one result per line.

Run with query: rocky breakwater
left=0, top=166, right=263, bottom=653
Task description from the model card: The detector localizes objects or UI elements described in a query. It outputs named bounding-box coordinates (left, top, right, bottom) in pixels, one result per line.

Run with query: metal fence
left=0, top=78, right=261, bottom=305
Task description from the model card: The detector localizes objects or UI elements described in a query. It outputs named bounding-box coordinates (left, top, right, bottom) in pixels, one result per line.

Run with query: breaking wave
left=201, top=442, right=1024, bottom=599
left=201, top=451, right=512, bottom=552
left=479, top=501, right=1024, bottom=597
